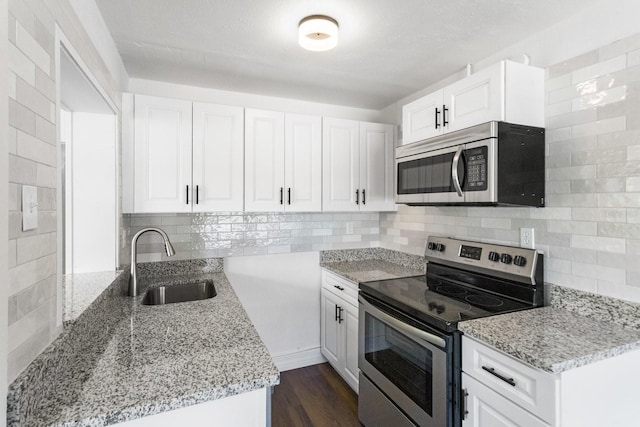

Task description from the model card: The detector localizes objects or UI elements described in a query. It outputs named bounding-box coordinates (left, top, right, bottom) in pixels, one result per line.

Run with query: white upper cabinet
left=322, top=118, right=360, bottom=211
left=245, top=110, right=322, bottom=212
left=192, top=103, right=244, bottom=212
left=128, top=95, right=244, bottom=213
left=359, top=122, right=395, bottom=212
left=284, top=114, right=322, bottom=212
left=323, top=118, right=396, bottom=212
left=245, top=109, right=286, bottom=212
left=134, top=94, right=193, bottom=213
left=401, top=60, right=544, bottom=145
left=402, top=90, right=445, bottom=143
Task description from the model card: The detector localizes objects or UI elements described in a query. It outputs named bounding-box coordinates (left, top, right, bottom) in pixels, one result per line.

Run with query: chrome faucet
left=129, top=227, right=176, bottom=296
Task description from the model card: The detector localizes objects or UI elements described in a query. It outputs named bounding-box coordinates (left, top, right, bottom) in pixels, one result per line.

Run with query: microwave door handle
left=452, top=146, right=464, bottom=197
left=359, top=296, right=446, bottom=349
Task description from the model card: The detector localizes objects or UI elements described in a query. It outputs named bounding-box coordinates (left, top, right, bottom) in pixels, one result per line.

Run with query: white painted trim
left=271, top=347, right=327, bottom=372
left=67, top=0, right=129, bottom=90
left=54, top=25, right=120, bottom=326
left=1, top=0, right=10, bottom=418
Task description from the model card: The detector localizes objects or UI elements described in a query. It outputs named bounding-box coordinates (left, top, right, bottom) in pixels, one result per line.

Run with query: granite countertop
left=320, top=247, right=425, bottom=283
left=459, top=306, right=640, bottom=374
left=62, top=270, right=123, bottom=326
left=8, top=264, right=279, bottom=426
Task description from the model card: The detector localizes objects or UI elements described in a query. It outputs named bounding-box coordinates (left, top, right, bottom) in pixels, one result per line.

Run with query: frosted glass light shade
left=298, top=15, right=339, bottom=51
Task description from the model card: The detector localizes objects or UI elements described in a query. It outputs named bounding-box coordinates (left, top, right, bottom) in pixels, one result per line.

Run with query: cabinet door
left=134, top=95, right=192, bottom=212
left=284, top=114, right=322, bottom=212
left=192, top=103, right=244, bottom=212
left=342, top=301, right=359, bottom=392
left=245, top=109, right=285, bottom=212
left=463, top=374, right=550, bottom=427
left=401, top=90, right=444, bottom=144
left=321, top=289, right=341, bottom=368
left=444, top=62, right=503, bottom=132
left=322, top=118, right=360, bottom=211
left=359, top=122, right=396, bottom=212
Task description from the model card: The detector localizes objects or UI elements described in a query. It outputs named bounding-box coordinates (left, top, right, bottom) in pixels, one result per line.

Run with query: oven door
left=359, top=295, right=451, bottom=427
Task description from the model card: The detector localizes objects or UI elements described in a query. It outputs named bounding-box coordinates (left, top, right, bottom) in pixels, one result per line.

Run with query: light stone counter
left=320, top=247, right=425, bottom=283
left=460, top=305, right=640, bottom=374
left=8, top=260, right=279, bottom=426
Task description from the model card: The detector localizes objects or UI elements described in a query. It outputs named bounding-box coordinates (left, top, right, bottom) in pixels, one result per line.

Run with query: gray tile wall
left=380, top=32, right=640, bottom=303
left=123, top=212, right=380, bottom=262
left=6, top=0, right=122, bottom=382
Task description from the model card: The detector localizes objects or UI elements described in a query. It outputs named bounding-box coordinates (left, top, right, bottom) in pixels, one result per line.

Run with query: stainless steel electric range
left=358, top=236, right=544, bottom=427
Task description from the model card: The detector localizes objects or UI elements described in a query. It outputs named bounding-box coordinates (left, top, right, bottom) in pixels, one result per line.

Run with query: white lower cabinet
left=320, top=270, right=359, bottom=392
left=463, top=373, right=550, bottom=427
left=462, top=335, right=640, bottom=427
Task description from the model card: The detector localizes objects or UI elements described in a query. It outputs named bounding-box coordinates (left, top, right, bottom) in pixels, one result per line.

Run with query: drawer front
left=462, top=373, right=551, bottom=427
left=322, top=270, right=358, bottom=305
left=462, top=336, right=557, bottom=425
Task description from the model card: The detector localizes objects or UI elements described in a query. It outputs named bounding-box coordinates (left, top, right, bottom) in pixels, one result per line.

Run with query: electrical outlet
left=520, top=227, right=535, bottom=249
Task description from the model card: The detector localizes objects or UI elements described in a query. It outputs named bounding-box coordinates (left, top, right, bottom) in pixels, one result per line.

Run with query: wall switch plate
left=22, top=185, right=38, bottom=231
left=520, top=227, right=535, bottom=249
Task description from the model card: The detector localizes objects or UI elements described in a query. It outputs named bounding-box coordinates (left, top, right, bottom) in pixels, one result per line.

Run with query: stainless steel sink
left=142, top=280, right=216, bottom=305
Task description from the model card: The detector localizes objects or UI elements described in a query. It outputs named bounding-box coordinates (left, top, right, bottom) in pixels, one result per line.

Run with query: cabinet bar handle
left=186, top=185, right=189, bottom=204
left=334, top=285, right=345, bottom=291
left=482, top=366, right=516, bottom=387
left=280, top=187, right=283, bottom=205
left=362, top=189, right=366, bottom=205
left=335, top=304, right=339, bottom=321
left=338, top=307, right=344, bottom=324
left=196, top=185, right=199, bottom=205
left=461, top=389, right=469, bottom=420
left=355, top=189, right=359, bottom=205
left=287, top=187, right=291, bottom=205
left=435, top=107, right=440, bottom=129
left=442, top=104, right=449, bottom=126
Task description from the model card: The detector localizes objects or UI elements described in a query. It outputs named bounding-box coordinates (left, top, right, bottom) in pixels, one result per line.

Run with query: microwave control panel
left=464, top=146, right=488, bottom=191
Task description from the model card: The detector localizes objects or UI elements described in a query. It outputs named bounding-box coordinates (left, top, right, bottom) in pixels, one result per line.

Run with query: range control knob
left=427, top=242, right=436, bottom=251
left=514, top=256, right=527, bottom=267
left=435, top=243, right=445, bottom=252
left=488, top=251, right=500, bottom=262
left=500, top=254, right=513, bottom=264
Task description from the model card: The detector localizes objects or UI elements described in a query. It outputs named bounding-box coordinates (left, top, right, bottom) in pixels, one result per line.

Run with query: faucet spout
left=129, top=227, right=175, bottom=296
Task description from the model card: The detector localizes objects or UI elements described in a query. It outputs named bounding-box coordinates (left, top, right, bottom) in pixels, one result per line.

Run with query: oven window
left=397, top=152, right=455, bottom=194
left=364, top=313, right=433, bottom=416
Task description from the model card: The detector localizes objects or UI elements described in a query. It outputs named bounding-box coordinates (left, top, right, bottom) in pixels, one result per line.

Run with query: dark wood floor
left=272, top=363, right=360, bottom=427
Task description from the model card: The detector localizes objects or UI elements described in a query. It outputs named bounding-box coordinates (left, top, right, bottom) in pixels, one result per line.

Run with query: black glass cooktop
left=359, top=274, right=532, bottom=333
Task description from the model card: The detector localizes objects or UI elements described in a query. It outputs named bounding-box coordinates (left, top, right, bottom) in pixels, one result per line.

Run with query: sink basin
left=142, top=280, right=216, bottom=305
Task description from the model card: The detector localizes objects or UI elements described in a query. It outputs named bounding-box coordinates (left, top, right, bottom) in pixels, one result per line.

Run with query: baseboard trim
left=272, top=347, right=326, bottom=372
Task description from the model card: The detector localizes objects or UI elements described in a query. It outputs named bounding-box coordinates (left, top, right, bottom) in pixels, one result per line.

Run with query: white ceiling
left=95, top=0, right=598, bottom=110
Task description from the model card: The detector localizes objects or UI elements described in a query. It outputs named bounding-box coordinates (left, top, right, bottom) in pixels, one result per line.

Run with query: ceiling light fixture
left=298, top=15, right=339, bottom=52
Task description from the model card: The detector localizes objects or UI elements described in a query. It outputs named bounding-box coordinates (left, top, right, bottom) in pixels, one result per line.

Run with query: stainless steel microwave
left=395, top=121, right=545, bottom=207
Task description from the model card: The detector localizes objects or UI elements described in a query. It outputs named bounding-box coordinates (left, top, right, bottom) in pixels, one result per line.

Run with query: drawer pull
left=482, top=366, right=516, bottom=387
left=334, top=285, right=345, bottom=291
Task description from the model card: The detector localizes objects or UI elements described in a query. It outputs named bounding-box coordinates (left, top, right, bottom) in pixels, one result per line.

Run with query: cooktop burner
left=359, top=274, right=531, bottom=332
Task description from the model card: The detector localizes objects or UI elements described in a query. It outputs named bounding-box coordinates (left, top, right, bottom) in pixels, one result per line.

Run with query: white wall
left=128, top=78, right=384, bottom=123
left=71, top=112, right=117, bottom=273
left=1, top=0, right=10, bottom=421
left=224, top=252, right=325, bottom=371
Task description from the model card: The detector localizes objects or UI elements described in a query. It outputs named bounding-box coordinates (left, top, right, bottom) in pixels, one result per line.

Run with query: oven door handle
left=452, top=145, right=464, bottom=197
left=359, top=296, right=446, bottom=349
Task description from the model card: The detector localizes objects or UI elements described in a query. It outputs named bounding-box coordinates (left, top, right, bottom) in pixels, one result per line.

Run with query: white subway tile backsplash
left=572, top=235, right=625, bottom=253
left=572, top=55, right=627, bottom=84
left=572, top=116, right=626, bottom=138
left=572, top=85, right=627, bottom=111
left=15, top=20, right=51, bottom=75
